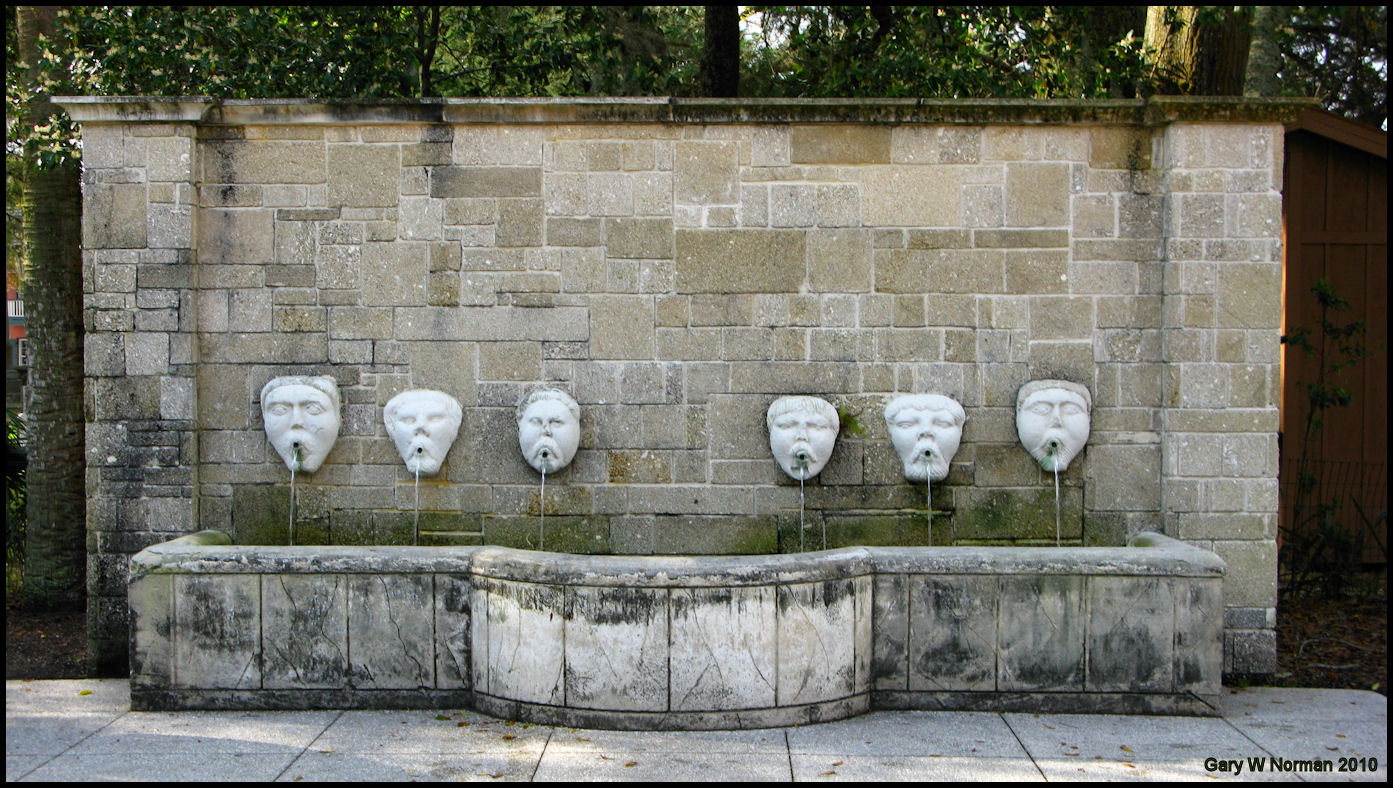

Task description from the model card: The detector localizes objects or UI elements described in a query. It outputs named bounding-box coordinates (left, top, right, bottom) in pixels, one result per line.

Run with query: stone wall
left=61, top=96, right=1308, bottom=675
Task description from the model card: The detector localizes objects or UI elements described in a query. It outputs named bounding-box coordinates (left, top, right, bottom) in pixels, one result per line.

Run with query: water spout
left=539, top=467, right=546, bottom=552
left=413, top=466, right=420, bottom=547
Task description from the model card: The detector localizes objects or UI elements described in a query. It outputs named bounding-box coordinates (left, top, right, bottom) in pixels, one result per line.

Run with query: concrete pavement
left=6, top=680, right=1386, bottom=781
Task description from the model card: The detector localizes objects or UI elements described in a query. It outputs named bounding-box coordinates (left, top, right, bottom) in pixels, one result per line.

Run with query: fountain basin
left=129, top=531, right=1223, bottom=726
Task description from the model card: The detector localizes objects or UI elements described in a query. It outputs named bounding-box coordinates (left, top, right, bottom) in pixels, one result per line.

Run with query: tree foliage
left=1279, top=6, right=1387, bottom=126
left=742, top=6, right=1150, bottom=99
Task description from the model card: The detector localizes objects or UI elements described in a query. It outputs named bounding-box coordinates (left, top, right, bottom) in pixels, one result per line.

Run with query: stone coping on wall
left=56, top=95, right=1319, bottom=127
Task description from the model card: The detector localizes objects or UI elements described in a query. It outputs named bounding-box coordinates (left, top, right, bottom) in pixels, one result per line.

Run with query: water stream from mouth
left=926, top=465, right=933, bottom=547
left=539, top=467, right=546, bottom=552
left=1045, top=442, right=1062, bottom=546
left=288, top=462, right=296, bottom=547
left=798, top=474, right=805, bottom=553
left=413, top=466, right=421, bottom=547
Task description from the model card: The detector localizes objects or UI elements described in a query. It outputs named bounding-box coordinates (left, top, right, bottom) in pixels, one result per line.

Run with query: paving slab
left=5, top=681, right=1387, bottom=782
left=1219, top=688, right=1388, bottom=782
left=279, top=751, right=542, bottom=782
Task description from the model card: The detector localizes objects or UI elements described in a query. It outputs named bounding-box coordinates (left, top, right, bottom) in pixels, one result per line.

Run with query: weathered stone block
left=589, top=295, right=654, bottom=360
left=670, top=586, right=777, bottom=710
left=327, top=145, right=399, bottom=207
left=675, top=141, right=738, bottom=204
left=431, top=164, right=540, bottom=197
left=807, top=229, right=871, bottom=293
left=1087, top=576, right=1173, bottom=692
left=791, top=125, right=890, bottom=163
left=477, top=579, right=565, bottom=704
left=605, top=217, right=674, bottom=259
left=435, top=574, right=473, bottom=689
left=675, top=230, right=807, bottom=293
left=172, top=574, right=260, bottom=689
left=1005, top=163, right=1069, bottom=226
left=907, top=575, right=996, bottom=691
left=998, top=575, right=1084, bottom=691
left=205, top=140, right=324, bottom=184
left=360, top=243, right=428, bottom=306
left=262, top=575, right=348, bottom=689
left=1085, top=445, right=1161, bottom=512
left=777, top=580, right=857, bottom=705
left=565, top=586, right=669, bottom=711
left=856, top=166, right=961, bottom=226
left=348, top=574, right=434, bottom=689
left=198, top=209, right=273, bottom=264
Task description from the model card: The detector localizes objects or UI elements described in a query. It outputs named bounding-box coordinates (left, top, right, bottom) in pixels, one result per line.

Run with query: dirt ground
left=6, top=580, right=1387, bottom=693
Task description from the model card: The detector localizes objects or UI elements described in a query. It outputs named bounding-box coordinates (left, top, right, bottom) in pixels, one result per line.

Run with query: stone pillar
left=79, top=111, right=202, bottom=674
left=1159, top=122, right=1285, bottom=674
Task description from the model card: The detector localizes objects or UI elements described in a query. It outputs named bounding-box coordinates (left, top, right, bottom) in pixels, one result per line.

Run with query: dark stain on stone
left=576, top=587, right=661, bottom=626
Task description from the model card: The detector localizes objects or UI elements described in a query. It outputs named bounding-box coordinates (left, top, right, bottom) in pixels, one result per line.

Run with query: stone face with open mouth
left=885, top=394, right=965, bottom=482
left=517, top=388, right=580, bottom=474
left=766, top=395, right=839, bottom=481
left=260, top=376, right=341, bottom=473
left=384, top=389, right=462, bottom=476
left=1016, top=380, right=1091, bottom=472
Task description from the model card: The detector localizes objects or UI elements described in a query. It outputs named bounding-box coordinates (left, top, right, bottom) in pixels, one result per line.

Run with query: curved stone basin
left=129, top=532, right=1224, bottom=728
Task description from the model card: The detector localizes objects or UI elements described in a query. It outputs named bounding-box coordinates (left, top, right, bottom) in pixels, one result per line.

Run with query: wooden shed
left=1280, top=108, right=1387, bottom=567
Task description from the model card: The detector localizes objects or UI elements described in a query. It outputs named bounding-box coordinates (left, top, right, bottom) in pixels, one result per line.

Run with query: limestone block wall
left=61, top=96, right=1308, bottom=675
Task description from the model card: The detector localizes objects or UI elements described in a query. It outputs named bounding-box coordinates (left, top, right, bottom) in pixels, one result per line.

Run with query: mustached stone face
left=1016, top=381, right=1091, bottom=472
left=766, top=396, right=839, bottom=481
left=884, top=394, right=964, bottom=482
left=384, top=390, right=462, bottom=476
left=262, top=381, right=340, bottom=473
left=517, top=395, right=580, bottom=474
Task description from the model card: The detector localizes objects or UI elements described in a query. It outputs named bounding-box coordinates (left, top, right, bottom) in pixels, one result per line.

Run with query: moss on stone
left=484, top=515, right=611, bottom=553
left=950, top=487, right=1083, bottom=543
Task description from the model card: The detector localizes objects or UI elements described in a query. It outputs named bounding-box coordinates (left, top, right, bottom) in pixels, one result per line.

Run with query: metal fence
left=1279, top=458, right=1388, bottom=564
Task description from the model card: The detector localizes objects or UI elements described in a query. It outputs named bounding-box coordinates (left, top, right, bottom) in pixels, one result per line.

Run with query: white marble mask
left=517, top=389, right=580, bottom=474
left=767, top=396, right=839, bottom=481
left=261, top=376, right=340, bottom=473
left=884, top=394, right=965, bottom=482
left=1016, top=380, right=1092, bottom=472
left=384, top=389, right=462, bottom=476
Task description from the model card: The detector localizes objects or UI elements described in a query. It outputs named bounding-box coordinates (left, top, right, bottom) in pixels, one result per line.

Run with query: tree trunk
left=699, top=6, right=739, bottom=97
left=1244, top=6, right=1283, bottom=97
left=18, top=6, right=87, bottom=612
left=1145, top=6, right=1252, bottom=95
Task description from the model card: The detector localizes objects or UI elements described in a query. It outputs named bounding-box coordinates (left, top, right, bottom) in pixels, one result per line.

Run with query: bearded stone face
left=884, top=394, right=964, bottom=482
left=517, top=389, right=580, bottom=474
left=384, top=390, right=462, bottom=476
left=1016, top=380, right=1091, bottom=472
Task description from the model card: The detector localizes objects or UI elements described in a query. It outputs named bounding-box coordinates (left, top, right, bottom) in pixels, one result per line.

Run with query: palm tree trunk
left=18, top=6, right=87, bottom=612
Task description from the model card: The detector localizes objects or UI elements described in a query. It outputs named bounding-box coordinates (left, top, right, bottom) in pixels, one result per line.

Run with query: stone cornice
left=54, top=95, right=1321, bottom=126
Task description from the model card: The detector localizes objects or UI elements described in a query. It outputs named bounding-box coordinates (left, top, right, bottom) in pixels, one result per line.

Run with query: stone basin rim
left=132, top=530, right=1224, bottom=585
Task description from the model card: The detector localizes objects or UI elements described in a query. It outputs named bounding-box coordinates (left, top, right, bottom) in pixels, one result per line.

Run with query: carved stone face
left=384, top=390, right=462, bottom=476
left=517, top=389, right=580, bottom=474
left=767, top=396, right=839, bottom=481
left=884, top=394, right=965, bottom=482
left=1016, top=380, right=1091, bottom=472
left=261, top=376, right=340, bottom=473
